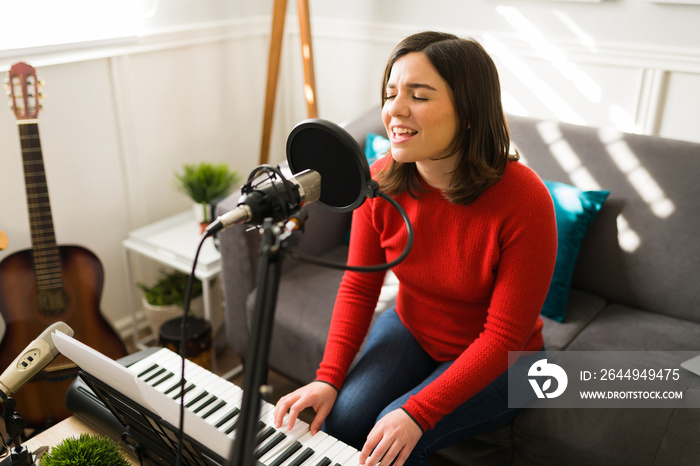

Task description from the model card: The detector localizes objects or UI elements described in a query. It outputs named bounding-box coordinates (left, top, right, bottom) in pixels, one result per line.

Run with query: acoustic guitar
left=0, top=62, right=127, bottom=427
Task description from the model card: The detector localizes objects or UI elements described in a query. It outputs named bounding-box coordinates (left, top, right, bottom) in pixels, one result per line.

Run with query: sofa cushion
left=566, top=303, right=700, bottom=351
left=246, top=245, right=348, bottom=384
left=434, top=422, right=514, bottom=466
left=654, top=406, right=700, bottom=465
left=542, top=180, right=609, bottom=322
left=541, top=288, right=606, bottom=351
left=513, top=408, right=680, bottom=465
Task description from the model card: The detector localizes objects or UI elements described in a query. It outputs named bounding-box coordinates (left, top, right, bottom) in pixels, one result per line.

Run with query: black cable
left=174, top=232, right=209, bottom=466
left=288, top=189, right=414, bottom=272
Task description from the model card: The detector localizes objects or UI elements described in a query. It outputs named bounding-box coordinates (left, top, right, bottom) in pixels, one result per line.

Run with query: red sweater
left=316, top=158, right=557, bottom=431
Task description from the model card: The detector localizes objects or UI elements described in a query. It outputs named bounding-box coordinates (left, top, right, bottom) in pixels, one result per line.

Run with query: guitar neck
left=18, top=122, right=63, bottom=292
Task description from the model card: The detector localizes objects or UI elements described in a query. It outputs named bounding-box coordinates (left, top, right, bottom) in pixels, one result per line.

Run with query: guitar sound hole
left=37, top=288, right=68, bottom=316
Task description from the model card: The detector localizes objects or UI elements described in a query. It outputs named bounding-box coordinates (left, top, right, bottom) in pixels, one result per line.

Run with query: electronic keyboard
left=65, top=346, right=360, bottom=466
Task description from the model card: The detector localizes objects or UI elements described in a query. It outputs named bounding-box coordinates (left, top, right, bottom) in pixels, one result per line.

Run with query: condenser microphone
left=286, top=119, right=377, bottom=212
left=206, top=168, right=321, bottom=235
left=0, top=321, right=74, bottom=400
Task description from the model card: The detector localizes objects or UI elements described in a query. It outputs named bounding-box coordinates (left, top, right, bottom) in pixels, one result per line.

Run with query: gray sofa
left=217, top=107, right=700, bottom=465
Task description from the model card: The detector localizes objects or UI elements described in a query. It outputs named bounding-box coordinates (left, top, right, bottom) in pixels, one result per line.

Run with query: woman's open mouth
left=391, top=126, right=418, bottom=142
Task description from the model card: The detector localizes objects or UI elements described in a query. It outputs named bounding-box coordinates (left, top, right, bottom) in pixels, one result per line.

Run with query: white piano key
left=271, top=432, right=315, bottom=466
left=342, top=451, right=362, bottom=466
left=229, top=403, right=276, bottom=440
left=270, top=432, right=326, bottom=466
left=127, top=351, right=167, bottom=374
left=207, top=391, right=243, bottom=428
left=293, top=435, right=340, bottom=466
left=332, top=444, right=360, bottom=465
left=316, top=440, right=350, bottom=465
left=258, top=413, right=310, bottom=464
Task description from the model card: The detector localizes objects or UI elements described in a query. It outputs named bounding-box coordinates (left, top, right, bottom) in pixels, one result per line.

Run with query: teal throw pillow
left=542, top=180, right=609, bottom=322
left=365, top=133, right=390, bottom=165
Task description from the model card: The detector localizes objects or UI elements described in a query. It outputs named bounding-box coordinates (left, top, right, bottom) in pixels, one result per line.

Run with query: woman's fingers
left=273, top=381, right=338, bottom=434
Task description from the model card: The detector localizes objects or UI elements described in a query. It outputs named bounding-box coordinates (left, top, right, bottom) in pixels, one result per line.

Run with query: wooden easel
left=259, top=0, right=318, bottom=165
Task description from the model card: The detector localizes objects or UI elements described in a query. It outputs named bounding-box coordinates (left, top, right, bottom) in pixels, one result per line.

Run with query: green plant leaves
left=174, top=162, right=240, bottom=204
left=137, top=270, right=203, bottom=306
left=40, top=433, right=130, bottom=466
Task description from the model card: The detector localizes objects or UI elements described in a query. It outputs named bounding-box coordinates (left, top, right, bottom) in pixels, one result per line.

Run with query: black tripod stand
left=227, top=216, right=298, bottom=466
left=0, top=397, right=40, bottom=466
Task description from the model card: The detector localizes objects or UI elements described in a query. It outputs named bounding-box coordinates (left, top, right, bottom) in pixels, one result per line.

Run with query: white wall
left=0, top=3, right=272, bottom=337
left=295, top=0, right=700, bottom=141
left=0, top=0, right=698, bottom=341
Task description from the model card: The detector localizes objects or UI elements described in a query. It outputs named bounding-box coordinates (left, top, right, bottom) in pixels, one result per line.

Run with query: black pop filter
left=286, top=119, right=373, bottom=212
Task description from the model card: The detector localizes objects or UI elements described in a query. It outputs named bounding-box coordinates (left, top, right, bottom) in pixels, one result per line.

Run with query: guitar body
left=0, top=245, right=127, bottom=427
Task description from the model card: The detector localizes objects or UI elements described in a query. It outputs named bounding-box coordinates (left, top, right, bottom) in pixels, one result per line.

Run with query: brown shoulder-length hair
left=377, top=31, right=516, bottom=205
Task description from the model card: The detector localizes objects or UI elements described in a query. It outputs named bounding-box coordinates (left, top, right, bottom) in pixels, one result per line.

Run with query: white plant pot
left=192, top=202, right=211, bottom=224
left=143, top=295, right=204, bottom=337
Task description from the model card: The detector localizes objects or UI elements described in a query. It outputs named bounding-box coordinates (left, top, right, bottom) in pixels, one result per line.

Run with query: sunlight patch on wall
left=608, top=104, right=638, bottom=134
left=551, top=10, right=598, bottom=53
left=495, top=6, right=601, bottom=104
left=484, top=33, right=585, bottom=125
left=502, top=90, right=530, bottom=117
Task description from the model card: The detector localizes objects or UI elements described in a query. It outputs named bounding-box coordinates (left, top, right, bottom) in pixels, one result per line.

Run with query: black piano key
left=193, top=395, right=218, bottom=414
left=315, top=458, right=332, bottom=466
left=215, top=407, right=240, bottom=428
left=143, top=367, right=166, bottom=383
left=184, top=391, right=209, bottom=408
left=136, top=363, right=159, bottom=378
left=256, top=426, right=276, bottom=447
left=225, top=420, right=238, bottom=435
left=171, top=383, right=196, bottom=400
left=151, top=371, right=174, bottom=388
left=288, top=447, right=315, bottom=466
left=164, top=378, right=185, bottom=396
left=268, top=441, right=302, bottom=466
left=202, top=400, right=227, bottom=420
left=255, top=432, right=287, bottom=459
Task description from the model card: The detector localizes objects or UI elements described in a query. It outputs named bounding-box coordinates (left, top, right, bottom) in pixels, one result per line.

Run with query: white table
left=122, top=210, right=221, bottom=350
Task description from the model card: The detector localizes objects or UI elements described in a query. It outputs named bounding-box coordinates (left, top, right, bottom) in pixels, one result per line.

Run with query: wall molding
left=4, top=16, right=697, bottom=75
left=0, top=16, right=271, bottom=71
left=289, top=17, right=700, bottom=75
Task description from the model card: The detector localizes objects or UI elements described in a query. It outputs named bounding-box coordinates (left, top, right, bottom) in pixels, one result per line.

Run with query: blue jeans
left=323, top=308, right=539, bottom=466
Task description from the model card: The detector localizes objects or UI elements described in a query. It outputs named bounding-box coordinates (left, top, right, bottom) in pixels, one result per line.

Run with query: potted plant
left=138, top=269, right=204, bottom=336
left=174, top=162, right=240, bottom=231
left=40, top=433, right=130, bottom=466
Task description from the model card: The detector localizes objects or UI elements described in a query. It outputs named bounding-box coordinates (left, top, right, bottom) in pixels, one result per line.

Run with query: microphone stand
left=227, top=215, right=299, bottom=466
left=0, top=397, right=38, bottom=466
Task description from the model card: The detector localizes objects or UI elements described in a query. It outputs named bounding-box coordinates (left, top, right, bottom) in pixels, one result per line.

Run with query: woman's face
left=382, top=52, right=459, bottom=168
